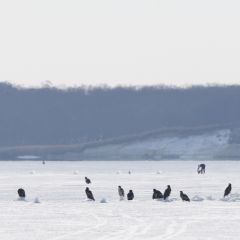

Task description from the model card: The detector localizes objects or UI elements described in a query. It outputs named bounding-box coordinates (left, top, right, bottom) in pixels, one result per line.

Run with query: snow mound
left=155, top=198, right=163, bottom=201
left=164, top=198, right=178, bottom=202
left=206, top=195, right=215, bottom=201
left=191, top=195, right=204, bottom=202
left=17, top=197, right=27, bottom=202
left=116, top=171, right=121, bottom=174
left=100, top=198, right=107, bottom=203
left=29, top=170, right=36, bottom=175
left=34, top=197, right=41, bottom=203
left=221, top=193, right=240, bottom=202
left=83, top=199, right=95, bottom=202
left=73, top=170, right=79, bottom=175
left=156, top=170, right=163, bottom=174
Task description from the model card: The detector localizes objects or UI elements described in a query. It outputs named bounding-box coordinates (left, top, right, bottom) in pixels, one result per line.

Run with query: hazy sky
left=0, top=0, right=240, bottom=87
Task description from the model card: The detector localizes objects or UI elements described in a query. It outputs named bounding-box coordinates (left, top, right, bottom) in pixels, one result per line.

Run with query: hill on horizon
left=0, top=83, right=240, bottom=153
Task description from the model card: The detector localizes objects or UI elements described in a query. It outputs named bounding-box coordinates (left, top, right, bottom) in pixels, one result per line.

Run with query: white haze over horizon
left=1, top=0, right=240, bottom=88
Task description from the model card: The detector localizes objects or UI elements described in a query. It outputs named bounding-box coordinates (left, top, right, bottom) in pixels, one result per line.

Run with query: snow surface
left=1, top=161, right=240, bottom=239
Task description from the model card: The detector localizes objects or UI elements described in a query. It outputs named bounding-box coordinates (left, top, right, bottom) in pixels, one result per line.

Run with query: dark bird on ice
left=18, top=188, right=26, bottom=198
left=180, top=191, right=190, bottom=202
left=152, top=189, right=163, bottom=199
left=85, top=177, right=91, bottom=184
left=224, top=183, right=232, bottom=197
left=118, top=186, right=125, bottom=200
left=163, top=185, right=171, bottom=200
left=85, top=187, right=95, bottom=201
left=127, top=190, right=134, bottom=200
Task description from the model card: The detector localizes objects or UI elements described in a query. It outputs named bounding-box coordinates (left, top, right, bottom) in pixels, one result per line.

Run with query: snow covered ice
left=1, top=160, right=240, bottom=239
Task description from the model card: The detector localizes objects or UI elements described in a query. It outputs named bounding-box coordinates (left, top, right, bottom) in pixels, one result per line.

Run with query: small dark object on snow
left=118, top=186, right=125, bottom=199
left=127, top=190, right=134, bottom=200
left=85, top=177, right=91, bottom=184
left=180, top=191, right=190, bottom=202
left=152, top=189, right=163, bottom=199
left=224, top=183, right=232, bottom=197
left=197, top=164, right=206, bottom=174
left=18, top=188, right=26, bottom=198
left=163, top=185, right=171, bottom=200
left=85, top=187, right=95, bottom=201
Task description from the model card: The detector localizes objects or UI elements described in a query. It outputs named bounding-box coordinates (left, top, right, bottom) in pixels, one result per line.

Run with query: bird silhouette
left=224, top=183, right=232, bottom=197
left=163, top=185, right=171, bottom=200
left=180, top=191, right=190, bottom=202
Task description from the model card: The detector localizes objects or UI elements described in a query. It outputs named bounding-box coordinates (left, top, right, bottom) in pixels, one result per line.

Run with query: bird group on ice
left=17, top=163, right=233, bottom=203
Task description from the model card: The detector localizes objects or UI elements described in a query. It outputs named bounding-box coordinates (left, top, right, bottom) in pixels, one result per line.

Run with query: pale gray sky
left=0, top=0, right=240, bottom=87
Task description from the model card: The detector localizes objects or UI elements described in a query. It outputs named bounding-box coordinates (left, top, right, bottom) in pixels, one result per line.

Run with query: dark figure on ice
left=224, top=183, right=232, bottom=197
left=18, top=188, right=26, bottom=199
left=197, top=164, right=206, bottom=174
left=118, top=186, right=125, bottom=200
left=85, top=177, right=91, bottom=184
left=127, top=190, right=134, bottom=200
left=42, top=160, right=45, bottom=165
left=163, top=185, right=171, bottom=200
left=152, top=189, right=163, bottom=199
left=180, top=191, right=190, bottom=202
left=85, top=187, right=95, bottom=201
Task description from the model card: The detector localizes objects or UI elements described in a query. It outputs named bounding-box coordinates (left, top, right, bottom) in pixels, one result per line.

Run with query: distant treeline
left=0, top=82, right=239, bottom=147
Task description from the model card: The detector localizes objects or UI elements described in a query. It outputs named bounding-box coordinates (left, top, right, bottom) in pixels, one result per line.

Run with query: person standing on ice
left=197, top=164, right=206, bottom=174
left=127, top=190, right=134, bottom=200
left=163, top=185, right=171, bottom=200
left=85, top=187, right=95, bottom=201
left=224, top=183, right=232, bottom=197
left=118, top=186, right=125, bottom=200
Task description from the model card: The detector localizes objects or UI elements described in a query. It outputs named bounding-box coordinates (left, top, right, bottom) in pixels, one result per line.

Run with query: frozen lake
left=1, top=161, right=240, bottom=240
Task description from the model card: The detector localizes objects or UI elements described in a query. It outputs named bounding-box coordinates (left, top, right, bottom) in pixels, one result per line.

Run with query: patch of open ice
left=191, top=195, right=204, bottom=201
